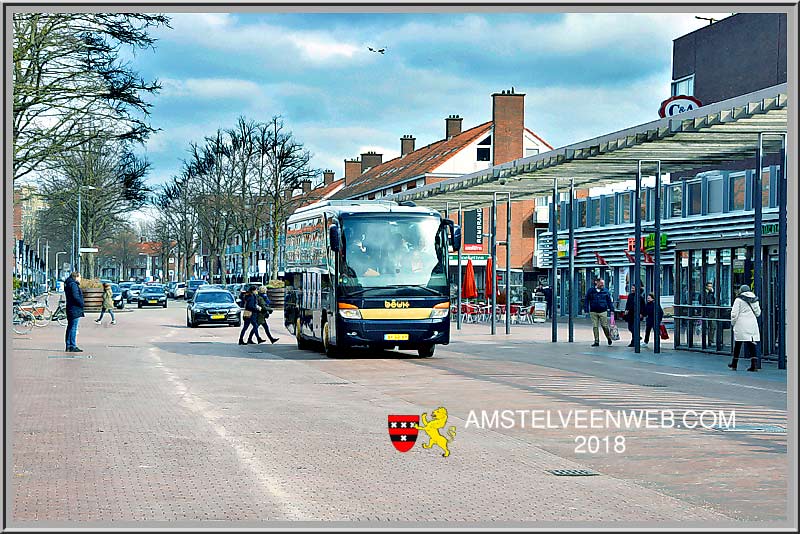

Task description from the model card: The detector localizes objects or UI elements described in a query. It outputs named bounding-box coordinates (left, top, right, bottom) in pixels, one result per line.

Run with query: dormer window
left=477, top=135, right=492, bottom=161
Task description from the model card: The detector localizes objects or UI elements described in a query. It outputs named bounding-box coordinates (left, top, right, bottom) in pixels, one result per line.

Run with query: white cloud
left=160, top=77, right=264, bottom=101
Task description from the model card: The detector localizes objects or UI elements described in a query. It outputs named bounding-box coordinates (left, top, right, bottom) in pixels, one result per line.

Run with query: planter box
left=267, top=288, right=285, bottom=308
left=82, top=287, right=104, bottom=312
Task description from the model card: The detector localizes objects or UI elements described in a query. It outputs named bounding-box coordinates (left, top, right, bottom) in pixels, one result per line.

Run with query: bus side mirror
left=329, top=224, right=341, bottom=252
left=442, top=219, right=461, bottom=252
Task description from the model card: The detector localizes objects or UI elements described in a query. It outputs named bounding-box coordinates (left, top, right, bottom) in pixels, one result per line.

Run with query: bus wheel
left=296, top=318, right=311, bottom=350
left=417, top=344, right=435, bottom=358
left=323, top=322, right=340, bottom=358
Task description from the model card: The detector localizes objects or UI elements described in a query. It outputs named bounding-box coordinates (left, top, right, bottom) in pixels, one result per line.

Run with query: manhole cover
left=48, top=354, right=93, bottom=359
left=547, top=469, right=599, bottom=477
left=713, top=424, right=786, bottom=433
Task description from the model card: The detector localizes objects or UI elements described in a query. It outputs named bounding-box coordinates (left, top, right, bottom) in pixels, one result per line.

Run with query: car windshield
left=194, top=291, right=234, bottom=304
left=339, top=215, right=448, bottom=297
left=188, top=280, right=207, bottom=288
left=132, top=285, right=142, bottom=290
left=142, top=287, right=163, bottom=295
left=120, top=283, right=132, bottom=288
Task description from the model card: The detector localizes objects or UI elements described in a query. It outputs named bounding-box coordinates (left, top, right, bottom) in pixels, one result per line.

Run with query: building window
left=618, top=192, right=632, bottom=223
left=477, top=147, right=491, bottom=161
left=728, top=173, right=746, bottom=211
left=525, top=148, right=540, bottom=157
left=669, top=184, right=683, bottom=218
left=761, top=168, right=772, bottom=208
left=671, top=74, right=694, bottom=97
left=393, top=185, right=402, bottom=194
left=602, top=195, right=615, bottom=225
left=687, top=179, right=702, bottom=215
left=576, top=200, right=587, bottom=228
left=406, top=182, right=416, bottom=190
left=706, top=176, right=723, bottom=214
left=590, top=198, right=601, bottom=227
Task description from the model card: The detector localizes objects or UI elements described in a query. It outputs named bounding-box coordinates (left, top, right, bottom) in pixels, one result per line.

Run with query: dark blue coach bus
left=283, top=200, right=461, bottom=358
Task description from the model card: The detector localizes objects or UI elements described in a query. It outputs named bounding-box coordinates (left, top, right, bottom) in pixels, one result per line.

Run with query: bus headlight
left=430, top=302, right=450, bottom=319
left=338, top=303, right=362, bottom=320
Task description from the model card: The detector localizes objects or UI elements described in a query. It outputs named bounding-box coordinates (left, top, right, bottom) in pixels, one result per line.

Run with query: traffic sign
left=79, top=247, right=99, bottom=253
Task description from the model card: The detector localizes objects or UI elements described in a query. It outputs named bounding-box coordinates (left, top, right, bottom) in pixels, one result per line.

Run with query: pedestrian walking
left=249, top=286, right=279, bottom=344
left=94, top=283, right=117, bottom=325
left=624, top=283, right=646, bottom=347
left=728, top=285, right=761, bottom=372
left=239, top=286, right=265, bottom=345
left=584, top=278, right=614, bottom=347
left=64, top=271, right=85, bottom=352
left=641, top=292, right=663, bottom=348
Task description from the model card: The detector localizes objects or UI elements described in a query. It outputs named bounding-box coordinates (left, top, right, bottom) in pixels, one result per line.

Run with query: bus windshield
left=339, top=215, right=448, bottom=297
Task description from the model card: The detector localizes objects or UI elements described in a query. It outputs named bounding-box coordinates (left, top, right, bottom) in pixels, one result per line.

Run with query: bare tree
left=153, top=173, right=198, bottom=281
left=12, top=13, right=170, bottom=181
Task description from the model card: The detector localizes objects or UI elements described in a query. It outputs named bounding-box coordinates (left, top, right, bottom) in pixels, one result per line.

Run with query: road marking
left=652, top=372, right=708, bottom=377
left=148, top=346, right=313, bottom=520
left=711, top=380, right=786, bottom=394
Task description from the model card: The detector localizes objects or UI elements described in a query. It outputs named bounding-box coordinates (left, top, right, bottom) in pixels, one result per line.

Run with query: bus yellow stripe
left=359, top=308, right=434, bottom=320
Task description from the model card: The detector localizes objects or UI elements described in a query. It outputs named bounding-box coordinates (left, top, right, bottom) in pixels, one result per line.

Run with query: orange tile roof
left=331, top=121, right=493, bottom=200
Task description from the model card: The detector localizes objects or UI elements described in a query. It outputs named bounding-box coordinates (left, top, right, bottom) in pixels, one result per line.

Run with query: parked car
left=110, top=283, right=125, bottom=309
left=127, top=283, right=143, bottom=303
left=138, top=285, right=167, bottom=308
left=165, top=281, right=185, bottom=299
left=186, top=289, right=241, bottom=327
left=185, top=279, right=208, bottom=301
left=119, top=282, right=133, bottom=300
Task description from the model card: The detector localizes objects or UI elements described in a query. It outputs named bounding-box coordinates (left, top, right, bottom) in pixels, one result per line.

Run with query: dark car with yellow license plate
left=186, top=289, right=241, bottom=327
left=138, top=285, right=168, bottom=308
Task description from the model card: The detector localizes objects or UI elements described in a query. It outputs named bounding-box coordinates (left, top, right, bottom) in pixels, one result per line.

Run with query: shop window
left=687, top=180, right=702, bottom=216
left=728, top=173, right=746, bottom=211
left=761, top=168, right=772, bottom=208
left=706, top=176, right=723, bottom=214
left=602, top=195, right=615, bottom=225
left=668, top=184, right=683, bottom=218
left=576, top=200, right=587, bottom=227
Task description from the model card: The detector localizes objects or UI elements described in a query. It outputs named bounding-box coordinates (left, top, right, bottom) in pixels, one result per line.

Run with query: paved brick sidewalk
left=8, top=306, right=787, bottom=526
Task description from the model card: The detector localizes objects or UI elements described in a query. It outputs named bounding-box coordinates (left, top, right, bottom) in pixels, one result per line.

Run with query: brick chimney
left=445, top=114, right=463, bottom=138
left=401, top=135, right=415, bottom=156
left=284, top=188, right=294, bottom=202
left=301, top=180, right=311, bottom=194
left=360, top=151, right=383, bottom=173
left=323, top=169, right=335, bottom=185
left=344, top=158, right=361, bottom=186
left=492, top=88, right=525, bottom=165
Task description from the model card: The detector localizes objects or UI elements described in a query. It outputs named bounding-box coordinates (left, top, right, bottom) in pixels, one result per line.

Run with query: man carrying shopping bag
left=585, top=279, right=614, bottom=347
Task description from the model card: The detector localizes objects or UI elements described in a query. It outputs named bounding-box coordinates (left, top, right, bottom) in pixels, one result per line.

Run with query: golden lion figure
left=415, top=407, right=457, bottom=457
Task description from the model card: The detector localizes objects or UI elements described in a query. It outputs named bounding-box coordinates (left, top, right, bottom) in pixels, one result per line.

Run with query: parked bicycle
left=12, top=301, right=35, bottom=334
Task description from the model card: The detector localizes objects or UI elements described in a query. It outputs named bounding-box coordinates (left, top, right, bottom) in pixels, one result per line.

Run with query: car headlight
left=338, top=303, right=362, bottom=319
left=430, top=303, right=450, bottom=319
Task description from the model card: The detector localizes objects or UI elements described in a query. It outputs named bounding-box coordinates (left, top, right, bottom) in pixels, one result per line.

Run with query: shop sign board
left=762, top=222, right=779, bottom=236
left=658, top=95, right=702, bottom=118
left=462, top=209, right=483, bottom=251
left=557, top=239, right=578, bottom=258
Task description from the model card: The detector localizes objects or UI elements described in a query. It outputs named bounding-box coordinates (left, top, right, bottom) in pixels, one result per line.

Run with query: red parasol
left=462, top=259, right=478, bottom=299
left=485, top=256, right=493, bottom=299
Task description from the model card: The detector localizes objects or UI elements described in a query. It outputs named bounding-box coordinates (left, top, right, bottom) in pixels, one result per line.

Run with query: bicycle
left=12, top=302, right=35, bottom=334
left=50, top=295, right=69, bottom=327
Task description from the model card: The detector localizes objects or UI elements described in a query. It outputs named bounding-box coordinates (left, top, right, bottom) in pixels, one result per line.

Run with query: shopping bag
left=609, top=314, right=620, bottom=341
left=659, top=324, right=669, bottom=340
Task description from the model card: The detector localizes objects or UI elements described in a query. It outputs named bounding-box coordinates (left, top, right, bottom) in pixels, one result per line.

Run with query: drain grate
left=641, top=384, right=667, bottom=388
left=547, top=469, right=599, bottom=477
left=713, top=424, right=786, bottom=434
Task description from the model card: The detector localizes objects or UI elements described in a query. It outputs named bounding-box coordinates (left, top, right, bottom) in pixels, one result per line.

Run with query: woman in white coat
left=728, top=285, right=761, bottom=372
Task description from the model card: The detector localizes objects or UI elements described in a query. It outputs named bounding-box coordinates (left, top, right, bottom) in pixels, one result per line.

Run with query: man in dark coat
left=624, top=283, right=646, bottom=347
left=239, top=286, right=265, bottom=345
left=64, top=271, right=85, bottom=352
left=584, top=278, right=615, bottom=347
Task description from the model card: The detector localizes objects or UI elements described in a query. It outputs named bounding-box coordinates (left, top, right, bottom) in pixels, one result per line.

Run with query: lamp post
left=76, top=184, right=97, bottom=276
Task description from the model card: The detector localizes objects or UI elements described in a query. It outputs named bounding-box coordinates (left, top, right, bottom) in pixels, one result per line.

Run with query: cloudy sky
left=131, top=11, right=731, bottom=188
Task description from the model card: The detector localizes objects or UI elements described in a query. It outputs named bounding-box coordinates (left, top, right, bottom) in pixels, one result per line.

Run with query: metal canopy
left=389, top=84, right=788, bottom=211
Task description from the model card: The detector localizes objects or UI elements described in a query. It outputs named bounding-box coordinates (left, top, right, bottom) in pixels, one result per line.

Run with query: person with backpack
left=728, top=285, right=761, bottom=372
left=249, top=286, right=279, bottom=344
left=94, top=283, right=117, bottom=325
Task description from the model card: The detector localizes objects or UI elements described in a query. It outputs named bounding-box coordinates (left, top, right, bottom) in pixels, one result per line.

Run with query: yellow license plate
left=384, top=333, right=409, bottom=341
left=149, top=300, right=157, bottom=304
left=211, top=314, right=225, bottom=319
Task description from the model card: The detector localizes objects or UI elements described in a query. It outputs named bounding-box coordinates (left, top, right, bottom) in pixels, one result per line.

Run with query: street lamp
left=76, top=184, right=97, bottom=275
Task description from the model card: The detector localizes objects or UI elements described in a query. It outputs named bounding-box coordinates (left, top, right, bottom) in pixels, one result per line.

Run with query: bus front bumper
left=337, top=318, right=450, bottom=348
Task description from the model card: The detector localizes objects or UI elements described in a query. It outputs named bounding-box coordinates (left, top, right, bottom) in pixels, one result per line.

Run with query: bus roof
left=287, top=200, right=440, bottom=222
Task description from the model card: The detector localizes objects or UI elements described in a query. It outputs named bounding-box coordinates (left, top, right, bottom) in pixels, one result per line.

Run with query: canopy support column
left=491, top=199, right=497, bottom=335
left=446, top=201, right=463, bottom=330
left=494, top=192, right=512, bottom=335
left=753, top=136, right=763, bottom=369
left=568, top=178, right=575, bottom=343
left=550, top=178, right=558, bottom=343
left=634, top=170, right=642, bottom=354
left=640, top=160, right=662, bottom=353
left=777, top=134, right=787, bottom=370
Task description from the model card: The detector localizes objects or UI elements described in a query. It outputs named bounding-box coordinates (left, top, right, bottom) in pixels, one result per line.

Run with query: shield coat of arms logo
left=388, top=415, right=420, bottom=452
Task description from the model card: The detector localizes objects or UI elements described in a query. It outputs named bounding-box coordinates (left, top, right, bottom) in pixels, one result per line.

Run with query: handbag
left=242, top=309, right=252, bottom=318
left=659, top=324, right=669, bottom=340
left=609, top=314, right=621, bottom=341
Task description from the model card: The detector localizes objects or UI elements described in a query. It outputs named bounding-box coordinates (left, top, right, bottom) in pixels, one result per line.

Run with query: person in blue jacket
left=239, top=286, right=265, bottom=345
left=64, top=272, right=85, bottom=352
left=584, top=278, right=614, bottom=347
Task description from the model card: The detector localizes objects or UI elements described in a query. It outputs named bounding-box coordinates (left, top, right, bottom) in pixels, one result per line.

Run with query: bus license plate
left=211, top=314, right=225, bottom=319
left=149, top=300, right=157, bottom=304
left=384, top=333, right=409, bottom=341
